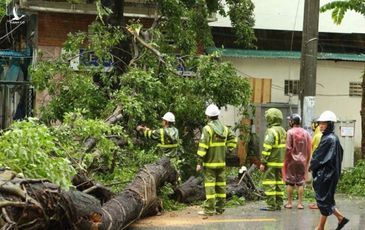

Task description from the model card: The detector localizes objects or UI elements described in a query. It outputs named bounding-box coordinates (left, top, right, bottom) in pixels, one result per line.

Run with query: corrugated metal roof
left=206, top=48, right=365, bottom=62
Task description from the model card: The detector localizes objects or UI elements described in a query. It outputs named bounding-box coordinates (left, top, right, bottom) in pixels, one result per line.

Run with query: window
left=349, top=82, right=362, bottom=97
left=284, top=80, right=299, bottom=96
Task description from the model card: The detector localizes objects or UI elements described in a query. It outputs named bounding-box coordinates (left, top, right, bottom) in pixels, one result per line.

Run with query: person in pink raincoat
left=283, top=113, right=312, bottom=209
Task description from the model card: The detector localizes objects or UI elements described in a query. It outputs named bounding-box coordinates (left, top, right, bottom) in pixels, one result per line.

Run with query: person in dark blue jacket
left=309, top=111, right=349, bottom=230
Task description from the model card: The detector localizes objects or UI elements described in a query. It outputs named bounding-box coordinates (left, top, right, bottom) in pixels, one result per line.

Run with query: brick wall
left=38, top=12, right=95, bottom=47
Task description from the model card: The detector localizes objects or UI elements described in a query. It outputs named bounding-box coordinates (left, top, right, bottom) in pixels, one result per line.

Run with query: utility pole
left=299, top=0, right=320, bottom=130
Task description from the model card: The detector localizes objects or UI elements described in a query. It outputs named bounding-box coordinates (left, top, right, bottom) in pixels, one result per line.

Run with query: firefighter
left=196, top=104, right=237, bottom=216
left=259, top=108, right=286, bottom=211
left=136, top=112, right=179, bottom=158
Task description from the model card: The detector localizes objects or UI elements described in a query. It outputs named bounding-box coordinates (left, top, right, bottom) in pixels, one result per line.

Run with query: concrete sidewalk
left=129, top=195, right=365, bottom=230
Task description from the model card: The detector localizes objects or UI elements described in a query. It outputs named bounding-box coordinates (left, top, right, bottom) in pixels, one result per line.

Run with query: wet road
left=129, top=195, right=365, bottom=230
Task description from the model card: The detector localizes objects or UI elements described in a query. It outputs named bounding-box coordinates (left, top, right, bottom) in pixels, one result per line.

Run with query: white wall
left=223, top=57, right=363, bottom=147
left=220, top=104, right=241, bottom=128
left=210, top=0, right=365, bottom=34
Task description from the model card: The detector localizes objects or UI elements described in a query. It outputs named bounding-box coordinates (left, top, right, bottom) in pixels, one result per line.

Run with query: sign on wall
left=340, top=126, right=354, bottom=137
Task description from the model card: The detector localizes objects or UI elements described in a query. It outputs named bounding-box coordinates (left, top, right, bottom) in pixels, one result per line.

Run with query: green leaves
left=31, top=62, right=108, bottom=122
left=0, top=112, right=128, bottom=190
left=27, top=1, right=255, bottom=190
left=320, top=0, right=365, bottom=25
left=225, top=0, right=256, bottom=47
left=0, top=0, right=7, bottom=20
left=338, top=160, right=365, bottom=196
left=0, top=119, right=76, bottom=189
left=195, top=54, right=251, bottom=107
left=57, top=111, right=126, bottom=172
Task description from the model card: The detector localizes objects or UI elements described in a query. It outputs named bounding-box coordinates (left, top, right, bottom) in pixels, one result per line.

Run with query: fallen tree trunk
left=172, top=176, right=204, bottom=203
left=0, top=157, right=177, bottom=230
left=96, top=157, right=177, bottom=230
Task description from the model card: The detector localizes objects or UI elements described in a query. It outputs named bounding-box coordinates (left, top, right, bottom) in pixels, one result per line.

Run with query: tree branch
left=125, top=29, right=165, bottom=64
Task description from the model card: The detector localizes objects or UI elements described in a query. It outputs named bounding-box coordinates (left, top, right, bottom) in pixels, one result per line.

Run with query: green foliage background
left=0, top=0, right=255, bottom=194
left=0, top=118, right=76, bottom=189
left=1, top=0, right=364, bottom=202
left=338, top=160, right=365, bottom=196
left=28, top=6, right=254, bottom=185
left=0, top=0, right=11, bottom=19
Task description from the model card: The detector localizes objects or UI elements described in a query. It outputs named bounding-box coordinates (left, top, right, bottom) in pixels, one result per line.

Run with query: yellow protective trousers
left=262, top=167, right=284, bottom=209
left=203, top=167, right=226, bottom=214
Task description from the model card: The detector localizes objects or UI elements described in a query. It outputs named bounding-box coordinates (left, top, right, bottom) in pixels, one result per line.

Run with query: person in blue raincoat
left=309, top=111, right=349, bottom=230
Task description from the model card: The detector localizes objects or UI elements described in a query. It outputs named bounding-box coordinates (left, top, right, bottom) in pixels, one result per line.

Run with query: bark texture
left=0, top=157, right=177, bottom=230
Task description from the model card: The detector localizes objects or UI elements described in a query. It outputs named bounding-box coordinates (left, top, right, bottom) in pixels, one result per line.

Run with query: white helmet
left=205, top=104, right=220, bottom=117
left=317, top=110, right=337, bottom=122
left=162, top=112, right=175, bottom=123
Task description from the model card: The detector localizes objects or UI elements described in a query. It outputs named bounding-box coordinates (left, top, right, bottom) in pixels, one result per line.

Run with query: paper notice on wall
left=303, top=96, right=315, bottom=130
left=340, top=126, right=354, bottom=137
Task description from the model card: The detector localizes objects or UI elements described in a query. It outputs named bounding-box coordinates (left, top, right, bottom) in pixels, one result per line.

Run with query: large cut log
left=172, top=176, right=204, bottom=203
left=0, top=157, right=177, bottom=229
left=96, top=157, right=178, bottom=230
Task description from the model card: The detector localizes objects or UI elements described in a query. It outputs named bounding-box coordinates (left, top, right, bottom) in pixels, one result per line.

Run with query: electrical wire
left=286, top=0, right=302, bottom=108
left=288, top=0, right=302, bottom=80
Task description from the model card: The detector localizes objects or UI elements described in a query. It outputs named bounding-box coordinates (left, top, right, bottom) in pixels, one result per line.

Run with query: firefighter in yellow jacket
left=196, top=104, right=237, bottom=216
left=136, top=112, right=179, bottom=157
left=260, top=108, right=286, bottom=211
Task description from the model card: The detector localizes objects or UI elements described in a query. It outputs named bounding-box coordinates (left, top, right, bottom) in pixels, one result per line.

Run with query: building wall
left=38, top=12, right=95, bottom=47
left=210, top=0, right=365, bottom=34
left=223, top=57, right=363, bottom=147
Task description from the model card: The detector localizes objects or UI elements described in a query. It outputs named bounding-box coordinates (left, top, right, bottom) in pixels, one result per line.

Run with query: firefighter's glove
left=196, top=164, right=202, bottom=172
left=259, top=164, right=266, bottom=172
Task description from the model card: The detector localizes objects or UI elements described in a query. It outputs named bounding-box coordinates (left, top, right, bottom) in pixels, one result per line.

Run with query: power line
left=288, top=0, right=302, bottom=80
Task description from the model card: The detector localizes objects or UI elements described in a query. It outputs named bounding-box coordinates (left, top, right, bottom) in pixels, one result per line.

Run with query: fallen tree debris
left=0, top=157, right=177, bottom=230
left=173, top=169, right=264, bottom=204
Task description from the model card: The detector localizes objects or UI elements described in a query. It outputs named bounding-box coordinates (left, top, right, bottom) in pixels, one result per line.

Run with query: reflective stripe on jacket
left=144, top=126, right=179, bottom=156
left=261, top=126, right=286, bottom=168
left=197, top=120, right=237, bottom=168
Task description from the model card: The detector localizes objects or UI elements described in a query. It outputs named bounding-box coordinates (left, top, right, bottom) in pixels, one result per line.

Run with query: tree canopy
left=1, top=0, right=255, bottom=187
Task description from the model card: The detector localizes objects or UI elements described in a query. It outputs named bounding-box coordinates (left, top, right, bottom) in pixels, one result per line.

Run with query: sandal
left=309, top=203, right=318, bottom=209
left=336, top=217, right=349, bottom=230
left=297, top=204, right=304, bottom=209
left=284, top=204, right=292, bottom=209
